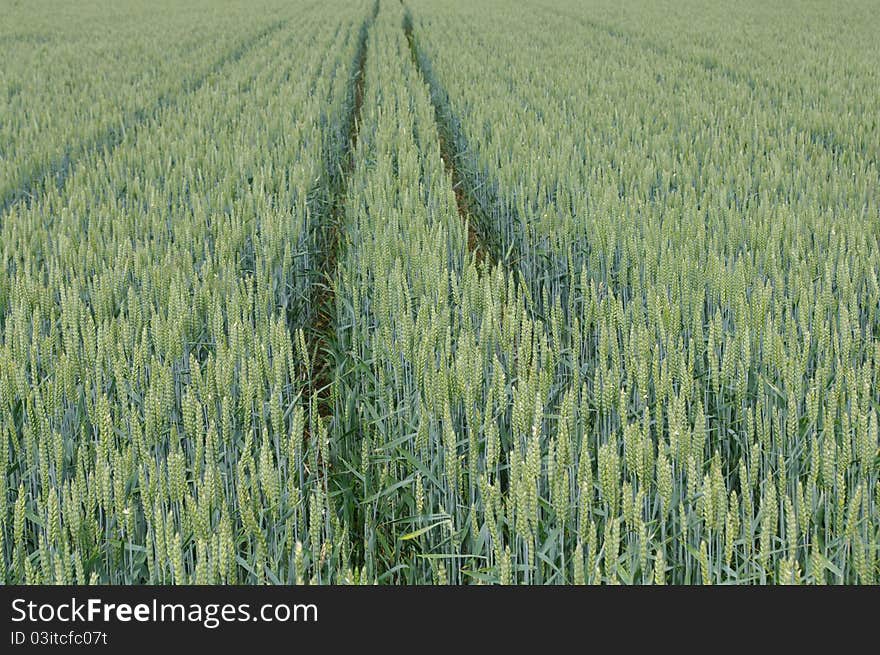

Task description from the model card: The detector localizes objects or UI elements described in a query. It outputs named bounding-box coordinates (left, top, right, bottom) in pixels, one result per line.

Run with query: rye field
left=1, top=0, right=879, bottom=585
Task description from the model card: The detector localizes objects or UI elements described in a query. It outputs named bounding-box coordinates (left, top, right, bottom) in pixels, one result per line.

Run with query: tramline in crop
left=1, top=0, right=878, bottom=585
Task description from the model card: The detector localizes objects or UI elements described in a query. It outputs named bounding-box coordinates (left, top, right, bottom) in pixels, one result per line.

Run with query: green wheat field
left=1, top=0, right=879, bottom=585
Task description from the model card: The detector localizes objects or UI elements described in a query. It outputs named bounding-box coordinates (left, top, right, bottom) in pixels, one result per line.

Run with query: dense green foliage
left=0, top=0, right=296, bottom=213
left=1, top=0, right=369, bottom=583
left=2, top=0, right=878, bottom=584
left=404, top=0, right=880, bottom=584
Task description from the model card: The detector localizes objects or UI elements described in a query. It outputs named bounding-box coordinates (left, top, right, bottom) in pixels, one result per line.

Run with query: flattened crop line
left=402, top=10, right=493, bottom=269
left=400, top=6, right=586, bottom=333
left=0, top=16, right=290, bottom=221
left=303, top=0, right=379, bottom=421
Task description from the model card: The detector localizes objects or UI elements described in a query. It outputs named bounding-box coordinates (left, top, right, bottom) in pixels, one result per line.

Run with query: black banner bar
left=1, top=585, right=876, bottom=650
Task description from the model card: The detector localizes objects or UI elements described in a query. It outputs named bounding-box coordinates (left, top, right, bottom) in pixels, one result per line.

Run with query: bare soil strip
left=303, top=1, right=379, bottom=421
left=402, top=11, right=493, bottom=268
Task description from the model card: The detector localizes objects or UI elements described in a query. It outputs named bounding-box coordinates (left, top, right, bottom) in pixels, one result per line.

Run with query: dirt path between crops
left=303, top=1, right=378, bottom=422
left=403, top=11, right=492, bottom=268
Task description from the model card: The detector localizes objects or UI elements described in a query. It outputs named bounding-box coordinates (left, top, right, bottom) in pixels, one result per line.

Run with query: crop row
left=1, top=0, right=369, bottom=584
left=0, top=0, right=295, bottom=214
left=2, top=0, right=878, bottom=584
left=406, top=0, right=880, bottom=583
